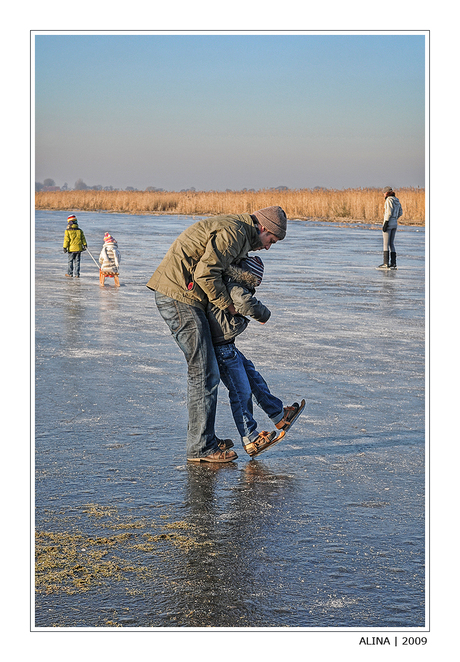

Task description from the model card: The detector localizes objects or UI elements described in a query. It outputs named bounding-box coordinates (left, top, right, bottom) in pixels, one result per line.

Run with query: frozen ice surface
left=35, top=211, right=425, bottom=628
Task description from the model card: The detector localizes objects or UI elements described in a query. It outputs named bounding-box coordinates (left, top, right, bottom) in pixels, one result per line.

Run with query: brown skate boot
left=188, top=449, right=238, bottom=463
left=275, top=399, right=306, bottom=432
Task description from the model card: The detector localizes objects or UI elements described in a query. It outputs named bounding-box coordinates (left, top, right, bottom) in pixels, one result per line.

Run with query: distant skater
left=206, top=255, right=305, bottom=457
left=377, top=186, right=403, bottom=270
left=63, top=214, right=87, bottom=278
left=147, top=206, right=288, bottom=463
left=99, top=233, right=121, bottom=286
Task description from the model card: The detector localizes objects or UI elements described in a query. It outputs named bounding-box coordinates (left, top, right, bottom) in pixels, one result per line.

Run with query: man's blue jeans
left=67, top=251, right=81, bottom=276
left=214, top=343, right=283, bottom=445
left=154, top=292, right=221, bottom=459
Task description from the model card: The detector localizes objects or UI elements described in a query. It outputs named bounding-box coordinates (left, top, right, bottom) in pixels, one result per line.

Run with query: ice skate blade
left=187, top=450, right=238, bottom=463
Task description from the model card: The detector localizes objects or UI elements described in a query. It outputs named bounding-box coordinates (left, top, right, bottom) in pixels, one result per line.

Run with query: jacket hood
left=243, top=215, right=264, bottom=251
left=224, top=264, right=260, bottom=289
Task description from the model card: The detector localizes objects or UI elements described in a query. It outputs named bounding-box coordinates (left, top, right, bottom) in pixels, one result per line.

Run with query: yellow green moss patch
left=36, top=504, right=212, bottom=595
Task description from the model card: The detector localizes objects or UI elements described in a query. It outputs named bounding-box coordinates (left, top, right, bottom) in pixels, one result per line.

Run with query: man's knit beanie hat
left=383, top=186, right=393, bottom=193
left=252, top=206, right=287, bottom=240
left=239, top=255, right=264, bottom=285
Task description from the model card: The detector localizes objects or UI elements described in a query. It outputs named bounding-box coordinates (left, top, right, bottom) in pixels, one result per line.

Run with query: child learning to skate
left=99, top=233, right=121, bottom=285
left=206, top=255, right=305, bottom=457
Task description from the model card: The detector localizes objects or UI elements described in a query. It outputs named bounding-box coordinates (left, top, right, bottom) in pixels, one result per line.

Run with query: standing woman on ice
left=99, top=233, right=121, bottom=279
left=377, top=186, right=403, bottom=270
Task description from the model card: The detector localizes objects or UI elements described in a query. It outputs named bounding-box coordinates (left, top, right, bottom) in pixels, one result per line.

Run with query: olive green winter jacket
left=63, top=223, right=87, bottom=252
left=146, top=213, right=263, bottom=311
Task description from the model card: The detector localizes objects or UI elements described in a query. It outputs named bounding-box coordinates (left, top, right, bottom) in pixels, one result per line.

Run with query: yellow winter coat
left=63, top=223, right=87, bottom=252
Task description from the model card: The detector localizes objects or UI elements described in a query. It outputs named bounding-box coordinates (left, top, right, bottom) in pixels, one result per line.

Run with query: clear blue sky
left=34, top=32, right=426, bottom=191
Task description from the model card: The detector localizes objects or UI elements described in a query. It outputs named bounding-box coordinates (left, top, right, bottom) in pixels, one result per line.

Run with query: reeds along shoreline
left=35, top=188, right=425, bottom=225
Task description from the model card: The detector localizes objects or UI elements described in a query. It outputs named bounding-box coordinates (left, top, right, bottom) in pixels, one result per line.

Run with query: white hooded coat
left=383, top=195, right=403, bottom=229
left=99, top=242, right=121, bottom=273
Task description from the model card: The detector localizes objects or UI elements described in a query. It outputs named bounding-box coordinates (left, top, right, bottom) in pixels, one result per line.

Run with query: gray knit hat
left=383, top=186, right=393, bottom=193
left=252, top=206, right=287, bottom=240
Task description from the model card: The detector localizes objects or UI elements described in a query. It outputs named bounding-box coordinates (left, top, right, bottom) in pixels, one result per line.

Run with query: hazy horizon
left=34, top=32, right=426, bottom=192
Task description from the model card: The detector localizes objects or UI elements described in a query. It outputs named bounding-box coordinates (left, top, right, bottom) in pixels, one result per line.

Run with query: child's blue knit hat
left=239, top=255, right=264, bottom=285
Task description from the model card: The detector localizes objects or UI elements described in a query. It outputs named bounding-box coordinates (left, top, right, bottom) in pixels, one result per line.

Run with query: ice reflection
left=62, top=287, right=86, bottom=341
left=178, top=461, right=296, bottom=627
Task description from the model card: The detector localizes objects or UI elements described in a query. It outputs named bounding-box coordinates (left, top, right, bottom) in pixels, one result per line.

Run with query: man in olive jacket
left=146, top=206, right=287, bottom=463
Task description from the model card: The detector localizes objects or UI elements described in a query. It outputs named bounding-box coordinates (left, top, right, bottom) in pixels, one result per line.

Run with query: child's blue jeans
left=214, top=343, right=284, bottom=445
left=67, top=251, right=81, bottom=276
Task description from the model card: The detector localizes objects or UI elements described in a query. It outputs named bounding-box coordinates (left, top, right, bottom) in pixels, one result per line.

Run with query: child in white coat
left=99, top=233, right=121, bottom=285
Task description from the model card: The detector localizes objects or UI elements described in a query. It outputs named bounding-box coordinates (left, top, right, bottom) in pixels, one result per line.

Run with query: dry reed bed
left=35, top=188, right=425, bottom=225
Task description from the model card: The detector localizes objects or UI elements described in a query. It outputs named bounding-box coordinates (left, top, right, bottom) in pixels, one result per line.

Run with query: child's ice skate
left=244, top=429, right=286, bottom=457
left=275, top=399, right=306, bottom=433
left=217, top=437, right=234, bottom=451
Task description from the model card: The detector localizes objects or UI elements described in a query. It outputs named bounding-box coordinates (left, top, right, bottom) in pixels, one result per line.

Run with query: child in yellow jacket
left=63, top=214, right=87, bottom=278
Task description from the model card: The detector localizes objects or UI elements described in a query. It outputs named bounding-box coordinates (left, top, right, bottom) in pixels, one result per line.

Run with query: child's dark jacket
left=206, top=263, right=271, bottom=345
